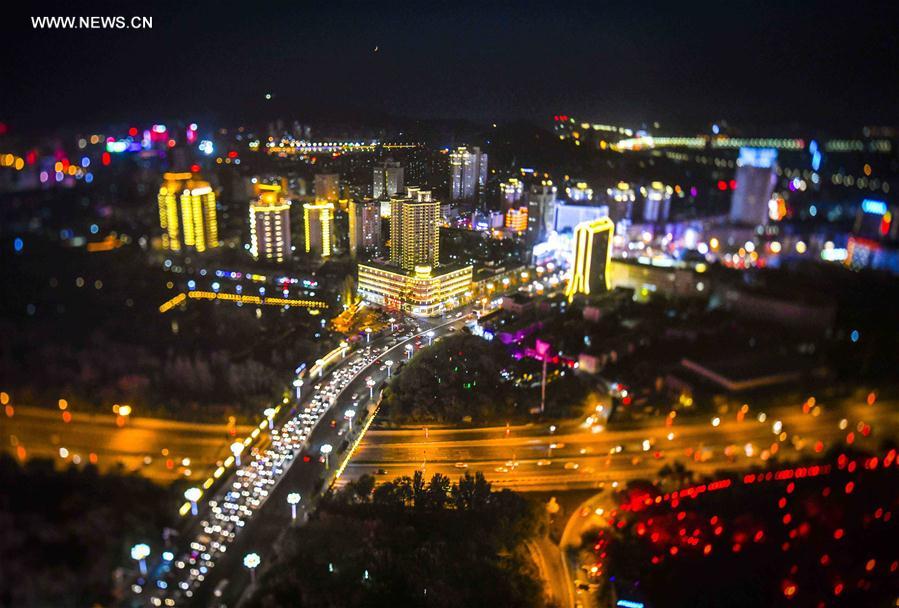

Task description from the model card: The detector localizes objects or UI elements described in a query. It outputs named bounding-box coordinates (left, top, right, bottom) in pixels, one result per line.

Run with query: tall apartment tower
left=729, top=147, right=778, bottom=227
left=249, top=185, right=291, bottom=263
left=527, top=180, right=557, bottom=244
left=303, top=201, right=335, bottom=258
left=349, top=198, right=382, bottom=258
left=500, top=177, right=524, bottom=210
left=389, top=187, right=440, bottom=271
left=157, top=171, right=219, bottom=253
left=565, top=217, right=614, bottom=302
left=373, top=161, right=404, bottom=199
left=449, top=146, right=488, bottom=201
left=314, top=173, right=340, bottom=202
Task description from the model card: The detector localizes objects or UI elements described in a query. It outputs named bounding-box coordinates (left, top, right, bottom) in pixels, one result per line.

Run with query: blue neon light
left=737, top=147, right=778, bottom=169
left=861, top=199, right=888, bottom=216
left=617, top=601, right=645, bottom=608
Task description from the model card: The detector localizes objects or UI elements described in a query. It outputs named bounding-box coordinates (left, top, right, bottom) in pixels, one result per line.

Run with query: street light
left=316, top=359, right=324, bottom=378
left=231, top=441, right=246, bottom=467
left=340, top=340, right=348, bottom=358
left=405, top=343, right=414, bottom=360
left=243, top=552, right=261, bottom=585
left=388, top=317, right=396, bottom=331
left=293, top=378, right=303, bottom=399
left=366, top=376, right=375, bottom=399
left=385, top=360, right=394, bottom=377
left=365, top=327, right=372, bottom=343
left=345, top=408, right=356, bottom=431
left=286, top=492, right=301, bottom=521
left=184, top=486, right=202, bottom=515
left=131, top=543, right=151, bottom=576
left=264, top=407, right=276, bottom=430
left=320, top=443, right=333, bottom=469
left=426, top=330, right=434, bottom=345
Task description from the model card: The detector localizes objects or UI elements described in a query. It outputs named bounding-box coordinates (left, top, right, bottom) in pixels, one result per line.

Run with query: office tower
left=303, top=201, right=335, bottom=258
left=314, top=173, right=340, bottom=202
left=389, top=187, right=440, bottom=270
left=553, top=202, right=609, bottom=233
left=349, top=198, right=382, bottom=258
left=566, top=181, right=593, bottom=202
left=730, top=147, right=778, bottom=227
left=449, top=146, right=488, bottom=201
left=373, top=161, right=404, bottom=199
left=505, top=206, right=528, bottom=233
left=607, top=181, right=636, bottom=224
left=500, top=178, right=524, bottom=210
left=249, top=185, right=291, bottom=263
left=527, top=180, right=557, bottom=243
left=157, top=171, right=219, bottom=253
left=643, top=181, right=672, bottom=223
left=565, top=217, right=614, bottom=301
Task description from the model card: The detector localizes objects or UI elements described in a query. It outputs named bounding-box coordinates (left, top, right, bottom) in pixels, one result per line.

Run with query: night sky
left=3, top=0, right=898, bottom=133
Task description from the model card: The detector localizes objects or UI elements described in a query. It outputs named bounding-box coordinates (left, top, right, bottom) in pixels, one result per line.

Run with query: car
left=564, top=462, right=579, bottom=470
left=454, top=462, right=468, bottom=469
left=536, top=459, right=552, bottom=466
left=375, top=468, right=388, bottom=475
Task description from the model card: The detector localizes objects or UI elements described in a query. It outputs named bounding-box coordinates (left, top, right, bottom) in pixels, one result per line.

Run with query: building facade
left=373, top=161, right=404, bottom=199
left=389, top=187, right=440, bottom=270
left=729, top=147, right=778, bottom=227
left=314, top=173, right=340, bottom=202
left=357, top=262, right=473, bottom=316
left=249, top=185, right=291, bottom=262
left=449, top=146, right=488, bottom=201
left=303, top=201, right=335, bottom=258
left=565, top=217, right=614, bottom=301
left=348, top=198, right=382, bottom=258
left=527, top=181, right=557, bottom=244
left=157, top=171, right=219, bottom=253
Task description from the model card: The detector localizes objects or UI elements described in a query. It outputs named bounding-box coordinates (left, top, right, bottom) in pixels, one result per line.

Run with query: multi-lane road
left=129, top=311, right=473, bottom=607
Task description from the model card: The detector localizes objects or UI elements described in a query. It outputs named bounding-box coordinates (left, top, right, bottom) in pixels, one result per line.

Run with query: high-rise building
left=500, top=178, right=524, bottom=210
left=566, top=181, right=594, bottom=202
left=157, top=171, right=219, bottom=253
left=642, top=181, right=672, bottom=223
left=314, top=173, right=340, bottom=203
left=730, top=147, right=778, bottom=227
left=389, top=187, right=440, bottom=271
left=249, top=185, right=291, bottom=263
left=527, top=181, right=557, bottom=243
left=349, top=198, right=382, bottom=258
left=449, top=146, right=488, bottom=201
left=566, top=217, right=614, bottom=301
left=505, top=207, right=528, bottom=233
left=554, top=202, right=609, bottom=233
left=373, top=161, right=404, bottom=199
left=303, top=201, right=335, bottom=258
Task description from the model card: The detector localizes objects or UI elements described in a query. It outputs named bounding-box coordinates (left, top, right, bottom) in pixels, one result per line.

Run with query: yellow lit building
left=565, top=217, right=614, bottom=301
left=249, top=184, right=292, bottom=263
left=389, top=187, right=440, bottom=271
left=158, top=172, right=219, bottom=252
left=303, top=201, right=334, bottom=258
left=505, top=206, right=528, bottom=233
left=357, top=262, right=473, bottom=316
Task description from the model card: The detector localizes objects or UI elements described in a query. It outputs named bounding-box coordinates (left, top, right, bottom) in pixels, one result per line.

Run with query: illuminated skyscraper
left=373, top=161, right=404, bottom=199
left=527, top=180, right=557, bottom=243
left=730, top=147, right=778, bottom=227
left=642, top=181, right=672, bottom=223
left=389, top=187, right=440, bottom=270
left=449, top=146, right=487, bottom=201
left=303, top=201, right=335, bottom=258
left=314, top=173, right=340, bottom=202
left=565, top=217, right=614, bottom=301
left=505, top=206, right=528, bottom=233
left=249, top=184, right=291, bottom=263
left=157, top=171, right=219, bottom=253
left=349, top=198, right=382, bottom=258
left=500, top=178, right=524, bottom=210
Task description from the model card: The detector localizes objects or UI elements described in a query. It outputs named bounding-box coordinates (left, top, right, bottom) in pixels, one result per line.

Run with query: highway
left=340, top=396, right=898, bottom=492
left=2, top=406, right=254, bottom=483
left=129, top=311, right=473, bottom=607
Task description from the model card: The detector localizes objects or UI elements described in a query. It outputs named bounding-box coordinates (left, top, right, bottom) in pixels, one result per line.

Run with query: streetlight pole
left=184, top=487, right=202, bottom=516
left=293, top=378, right=303, bottom=400
left=365, top=327, right=372, bottom=343
left=366, top=377, right=375, bottom=399
left=405, top=344, right=413, bottom=360
left=231, top=441, right=245, bottom=467
left=426, top=330, right=434, bottom=345
left=345, top=409, right=356, bottom=431
left=385, top=360, right=393, bottom=378
left=287, top=492, right=301, bottom=522
left=243, top=552, right=261, bottom=585
left=340, top=341, right=348, bottom=358
left=131, top=543, right=150, bottom=577
left=264, top=407, right=275, bottom=430
left=320, top=444, right=333, bottom=469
